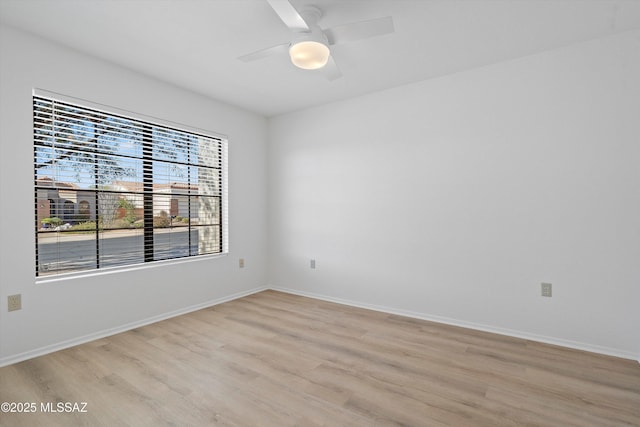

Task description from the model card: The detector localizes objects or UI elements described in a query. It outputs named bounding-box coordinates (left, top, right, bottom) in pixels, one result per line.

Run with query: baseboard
left=270, top=285, right=639, bottom=362
left=3, top=284, right=636, bottom=366
left=0, top=286, right=268, bottom=368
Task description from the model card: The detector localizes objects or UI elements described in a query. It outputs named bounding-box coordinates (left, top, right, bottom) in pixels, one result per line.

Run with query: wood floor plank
left=1, top=289, right=639, bottom=426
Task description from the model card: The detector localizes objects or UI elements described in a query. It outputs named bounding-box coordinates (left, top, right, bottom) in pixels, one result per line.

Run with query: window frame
left=33, top=89, right=228, bottom=281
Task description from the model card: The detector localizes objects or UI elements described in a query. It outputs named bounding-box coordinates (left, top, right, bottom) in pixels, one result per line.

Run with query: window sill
left=35, top=252, right=228, bottom=284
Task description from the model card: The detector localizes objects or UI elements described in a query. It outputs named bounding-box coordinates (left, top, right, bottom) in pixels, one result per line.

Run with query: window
left=34, top=91, right=227, bottom=278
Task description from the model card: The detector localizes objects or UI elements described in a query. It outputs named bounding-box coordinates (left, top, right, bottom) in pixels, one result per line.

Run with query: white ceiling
left=2, top=0, right=640, bottom=117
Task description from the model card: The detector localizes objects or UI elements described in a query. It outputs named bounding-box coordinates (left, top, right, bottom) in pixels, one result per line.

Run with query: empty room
left=0, top=0, right=639, bottom=425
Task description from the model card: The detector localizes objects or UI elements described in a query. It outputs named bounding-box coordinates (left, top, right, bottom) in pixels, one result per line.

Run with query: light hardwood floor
left=1, top=290, right=639, bottom=426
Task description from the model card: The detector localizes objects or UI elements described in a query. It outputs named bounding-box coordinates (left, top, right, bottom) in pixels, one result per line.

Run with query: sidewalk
left=37, top=226, right=190, bottom=242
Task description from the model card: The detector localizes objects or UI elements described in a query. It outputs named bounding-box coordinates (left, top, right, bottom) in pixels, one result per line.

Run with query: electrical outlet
left=541, top=283, right=552, bottom=297
left=8, top=294, right=22, bottom=311
left=239, top=258, right=245, bottom=268
left=310, top=259, right=316, bottom=269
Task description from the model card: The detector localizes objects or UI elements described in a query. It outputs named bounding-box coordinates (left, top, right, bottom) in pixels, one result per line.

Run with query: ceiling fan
left=238, top=0, right=395, bottom=80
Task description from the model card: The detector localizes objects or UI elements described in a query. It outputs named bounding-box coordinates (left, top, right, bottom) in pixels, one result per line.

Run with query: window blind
left=33, top=93, right=227, bottom=277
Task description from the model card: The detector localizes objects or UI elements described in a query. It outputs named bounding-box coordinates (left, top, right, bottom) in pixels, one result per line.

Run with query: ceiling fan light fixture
left=289, top=40, right=330, bottom=70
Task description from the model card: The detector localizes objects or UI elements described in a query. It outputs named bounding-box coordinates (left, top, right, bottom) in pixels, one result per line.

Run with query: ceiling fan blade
left=324, top=16, right=394, bottom=45
left=238, top=43, right=289, bottom=62
left=321, top=56, right=342, bottom=81
left=266, top=0, right=309, bottom=31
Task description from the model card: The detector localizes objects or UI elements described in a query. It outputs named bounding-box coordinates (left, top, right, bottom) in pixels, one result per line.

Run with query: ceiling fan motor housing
left=289, top=6, right=330, bottom=70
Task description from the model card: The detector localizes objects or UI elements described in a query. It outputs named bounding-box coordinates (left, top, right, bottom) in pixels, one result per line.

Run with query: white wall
left=0, top=25, right=268, bottom=365
left=268, top=30, right=640, bottom=359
